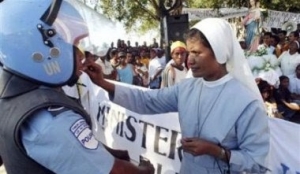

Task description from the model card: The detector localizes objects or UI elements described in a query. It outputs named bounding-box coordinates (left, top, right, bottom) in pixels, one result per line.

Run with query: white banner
left=267, top=118, right=300, bottom=174
left=89, top=83, right=300, bottom=174
left=182, top=7, right=248, bottom=20
left=264, top=10, right=300, bottom=29
left=89, top=83, right=182, bottom=174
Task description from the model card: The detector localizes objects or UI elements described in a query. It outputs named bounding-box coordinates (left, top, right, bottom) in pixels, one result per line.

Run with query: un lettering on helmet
left=0, top=0, right=89, bottom=86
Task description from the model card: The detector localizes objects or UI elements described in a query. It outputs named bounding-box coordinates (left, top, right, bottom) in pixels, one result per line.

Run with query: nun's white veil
left=191, top=18, right=263, bottom=103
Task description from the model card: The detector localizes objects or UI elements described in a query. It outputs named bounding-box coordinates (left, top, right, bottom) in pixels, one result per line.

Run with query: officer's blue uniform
left=21, top=109, right=114, bottom=174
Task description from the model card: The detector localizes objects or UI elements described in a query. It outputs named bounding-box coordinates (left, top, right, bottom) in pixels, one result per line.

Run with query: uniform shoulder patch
left=70, top=119, right=99, bottom=150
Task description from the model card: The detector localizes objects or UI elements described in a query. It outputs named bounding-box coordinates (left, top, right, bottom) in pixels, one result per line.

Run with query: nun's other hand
left=181, top=137, right=213, bottom=156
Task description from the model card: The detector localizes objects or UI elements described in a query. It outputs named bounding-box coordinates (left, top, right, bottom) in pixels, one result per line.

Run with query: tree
left=79, top=0, right=300, bottom=37
left=79, top=0, right=189, bottom=46
left=202, top=0, right=300, bottom=12
left=97, top=0, right=185, bottom=33
left=261, top=0, right=300, bottom=13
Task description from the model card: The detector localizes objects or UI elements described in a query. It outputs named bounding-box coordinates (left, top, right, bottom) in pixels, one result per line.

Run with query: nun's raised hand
left=83, top=61, right=104, bottom=86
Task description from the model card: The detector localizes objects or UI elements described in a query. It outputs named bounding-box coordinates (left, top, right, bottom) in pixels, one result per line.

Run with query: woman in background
left=161, top=41, right=188, bottom=87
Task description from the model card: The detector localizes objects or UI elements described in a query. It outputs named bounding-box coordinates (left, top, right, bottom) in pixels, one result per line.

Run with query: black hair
left=278, top=30, right=287, bottom=36
left=258, top=80, right=271, bottom=93
left=279, top=75, right=289, bottom=82
left=84, top=51, right=92, bottom=58
left=186, top=28, right=213, bottom=50
left=290, top=31, right=299, bottom=38
left=271, top=34, right=280, bottom=44
left=103, top=48, right=111, bottom=60
left=295, top=63, right=300, bottom=71
left=135, top=54, right=141, bottom=59
left=109, top=49, right=118, bottom=58
left=264, top=32, right=272, bottom=37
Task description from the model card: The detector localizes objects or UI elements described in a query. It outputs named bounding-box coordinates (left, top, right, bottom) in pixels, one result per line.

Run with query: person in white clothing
left=288, top=64, right=300, bottom=103
left=279, top=41, right=300, bottom=76
left=157, top=48, right=167, bottom=68
left=257, top=32, right=275, bottom=55
left=148, top=48, right=163, bottom=89
left=161, top=41, right=188, bottom=87
left=95, top=51, right=117, bottom=80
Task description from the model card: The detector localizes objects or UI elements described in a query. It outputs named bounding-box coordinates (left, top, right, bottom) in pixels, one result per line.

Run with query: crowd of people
left=91, top=38, right=189, bottom=89
left=240, top=26, right=300, bottom=123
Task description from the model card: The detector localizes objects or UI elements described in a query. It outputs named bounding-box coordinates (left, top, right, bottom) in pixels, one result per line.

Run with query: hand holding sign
left=139, top=156, right=155, bottom=174
left=104, top=145, right=131, bottom=161
left=114, top=150, right=130, bottom=161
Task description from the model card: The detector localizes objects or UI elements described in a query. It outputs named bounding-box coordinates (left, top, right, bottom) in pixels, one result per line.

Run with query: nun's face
left=186, top=38, right=223, bottom=81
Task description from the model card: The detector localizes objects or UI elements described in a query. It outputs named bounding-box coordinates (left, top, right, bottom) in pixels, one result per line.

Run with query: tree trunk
left=158, top=0, right=167, bottom=48
left=160, top=18, right=165, bottom=48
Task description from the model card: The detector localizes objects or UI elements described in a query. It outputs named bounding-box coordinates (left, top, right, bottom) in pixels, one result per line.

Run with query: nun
left=85, top=18, right=270, bottom=174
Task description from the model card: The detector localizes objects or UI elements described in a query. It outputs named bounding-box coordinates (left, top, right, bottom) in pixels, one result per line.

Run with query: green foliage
left=189, top=0, right=300, bottom=12
left=261, top=0, right=300, bottom=12
left=82, top=0, right=300, bottom=34
left=187, top=0, right=217, bottom=8
left=87, top=0, right=186, bottom=33
left=98, top=0, right=161, bottom=32
left=187, top=0, right=247, bottom=9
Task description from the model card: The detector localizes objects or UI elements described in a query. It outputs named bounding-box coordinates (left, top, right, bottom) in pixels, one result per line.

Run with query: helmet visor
left=49, top=0, right=116, bottom=56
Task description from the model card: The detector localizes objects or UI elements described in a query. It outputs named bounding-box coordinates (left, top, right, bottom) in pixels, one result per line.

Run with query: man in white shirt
left=279, top=41, right=300, bottom=76
left=288, top=64, right=300, bottom=103
left=148, top=48, right=163, bottom=89
left=257, top=32, right=275, bottom=55
left=157, top=48, right=166, bottom=68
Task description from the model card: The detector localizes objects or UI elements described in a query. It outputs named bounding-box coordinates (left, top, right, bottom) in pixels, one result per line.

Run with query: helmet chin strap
left=66, top=45, right=80, bottom=87
left=66, top=75, right=79, bottom=87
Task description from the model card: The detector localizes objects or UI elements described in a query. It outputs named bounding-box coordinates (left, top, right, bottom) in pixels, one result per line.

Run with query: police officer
left=0, top=0, right=154, bottom=174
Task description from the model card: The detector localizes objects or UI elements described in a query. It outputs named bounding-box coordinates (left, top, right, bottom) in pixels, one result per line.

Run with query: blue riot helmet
left=0, top=0, right=89, bottom=87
